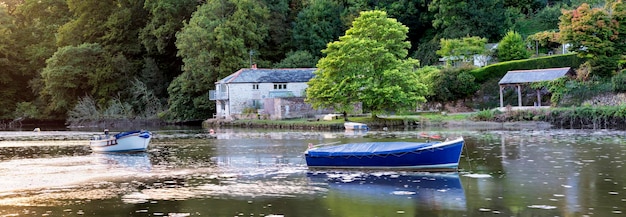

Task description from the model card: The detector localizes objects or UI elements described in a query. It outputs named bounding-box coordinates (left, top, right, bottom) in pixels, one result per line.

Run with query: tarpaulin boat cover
left=307, top=142, right=439, bottom=157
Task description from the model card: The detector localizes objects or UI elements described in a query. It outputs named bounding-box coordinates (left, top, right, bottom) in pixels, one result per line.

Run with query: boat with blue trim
left=89, top=130, right=152, bottom=153
left=304, top=137, right=464, bottom=171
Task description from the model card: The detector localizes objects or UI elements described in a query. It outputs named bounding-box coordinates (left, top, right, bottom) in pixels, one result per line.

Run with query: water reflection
left=307, top=171, right=466, bottom=215
left=92, top=152, right=152, bottom=172
left=461, top=130, right=626, bottom=216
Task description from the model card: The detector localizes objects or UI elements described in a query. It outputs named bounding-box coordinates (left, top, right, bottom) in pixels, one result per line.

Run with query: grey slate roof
left=499, top=67, right=572, bottom=85
left=216, top=68, right=317, bottom=84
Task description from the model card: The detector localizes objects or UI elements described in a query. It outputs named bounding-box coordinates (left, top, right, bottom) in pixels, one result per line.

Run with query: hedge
left=471, top=53, right=585, bottom=83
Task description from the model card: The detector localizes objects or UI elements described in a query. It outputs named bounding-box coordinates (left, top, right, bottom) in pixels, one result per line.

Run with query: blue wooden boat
left=304, top=137, right=464, bottom=170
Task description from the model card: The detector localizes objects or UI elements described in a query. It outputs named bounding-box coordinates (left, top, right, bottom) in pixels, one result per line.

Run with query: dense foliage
left=417, top=66, right=479, bottom=104
left=0, top=0, right=617, bottom=122
left=559, top=1, right=626, bottom=78
left=436, top=36, right=487, bottom=66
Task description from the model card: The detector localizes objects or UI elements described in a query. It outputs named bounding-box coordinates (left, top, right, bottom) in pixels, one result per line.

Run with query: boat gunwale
left=305, top=137, right=464, bottom=158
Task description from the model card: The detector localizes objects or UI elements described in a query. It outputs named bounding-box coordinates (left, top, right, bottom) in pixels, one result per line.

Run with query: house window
left=252, top=99, right=263, bottom=109
left=252, top=84, right=259, bottom=90
left=274, top=83, right=287, bottom=89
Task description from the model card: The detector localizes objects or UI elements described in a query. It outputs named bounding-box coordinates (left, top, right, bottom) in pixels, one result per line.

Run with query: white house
left=209, top=66, right=317, bottom=119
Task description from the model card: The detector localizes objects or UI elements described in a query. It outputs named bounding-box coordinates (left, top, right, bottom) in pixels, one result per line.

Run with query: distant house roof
left=216, top=68, right=316, bottom=84
left=498, top=67, right=573, bottom=85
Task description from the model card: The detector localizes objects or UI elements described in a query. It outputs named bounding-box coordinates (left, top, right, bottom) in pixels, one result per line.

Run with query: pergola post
left=499, top=85, right=504, bottom=108
left=536, top=89, right=541, bottom=106
left=517, top=85, right=522, bottom=107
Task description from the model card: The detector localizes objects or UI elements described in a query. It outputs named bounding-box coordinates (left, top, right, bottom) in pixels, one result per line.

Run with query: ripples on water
left=0, top=129, right=625, bottom=216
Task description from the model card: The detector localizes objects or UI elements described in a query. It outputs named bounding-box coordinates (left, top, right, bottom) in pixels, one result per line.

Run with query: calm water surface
left=0, top=128, right=625, bottom=216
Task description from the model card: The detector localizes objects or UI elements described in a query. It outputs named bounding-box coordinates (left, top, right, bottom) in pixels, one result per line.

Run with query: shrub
left=471, top=109, right=501, bottom=121
left=470, top=53, right=584, bottom=83
left=611, top=70, right=626, bottom=92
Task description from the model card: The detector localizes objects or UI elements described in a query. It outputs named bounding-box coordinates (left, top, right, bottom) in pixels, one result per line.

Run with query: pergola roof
left=498, top=67, right=572, bottom=85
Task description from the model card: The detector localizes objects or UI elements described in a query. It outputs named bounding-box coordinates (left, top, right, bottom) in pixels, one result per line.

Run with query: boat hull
left=344, top=122, right=369, bottom=130
left=305, top=138, right=464, bottom=170
left=90, top=131, right=152, bottom=153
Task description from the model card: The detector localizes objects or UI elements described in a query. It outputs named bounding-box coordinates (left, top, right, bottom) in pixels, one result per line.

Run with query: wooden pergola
left=498, top=67, right=574, bottom=108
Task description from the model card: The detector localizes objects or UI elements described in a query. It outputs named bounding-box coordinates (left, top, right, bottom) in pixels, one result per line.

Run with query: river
left=0, top=127, right=624, bottom=216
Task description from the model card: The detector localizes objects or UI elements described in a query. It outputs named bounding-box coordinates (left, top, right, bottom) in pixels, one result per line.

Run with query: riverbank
left=203, top=114, right=555, bottom=131
left=205, top=105, right=626, bottom=130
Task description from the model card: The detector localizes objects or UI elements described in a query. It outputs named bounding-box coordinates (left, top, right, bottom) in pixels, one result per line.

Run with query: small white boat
left=344, top=122, right=368, bottom=130
left=90, top=130, right=152, bottom=153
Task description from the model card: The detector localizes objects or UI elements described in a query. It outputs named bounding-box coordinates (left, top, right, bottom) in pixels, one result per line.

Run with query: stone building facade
left=210, top=67, right=332, bottom=120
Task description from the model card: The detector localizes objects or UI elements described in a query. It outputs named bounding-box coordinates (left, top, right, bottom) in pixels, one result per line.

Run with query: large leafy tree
left=169, top=0, right=269, bottom=121
left=140, top=0, right=198, bottom=55
left=306, top=10, right=428, bottom=118
left=0, top=4, right=25, bottom=118
left=559, top=1, right=626, bottom=77
left=56, top=0, right=116, bottom=47
left=429, top=0, right=507, bottom=41
left=140, top=0, right=198, bottom=101
left=7, top=0, right=72, bottom=118
left=291, top=0, right=344, bottom=58
left=497, top=30, right=530, bottom=61
left=424, top=66, right=479, bottom=104
left=257, top=0, right=294, bottom=63
left=40, top=43, right=119, bottom=114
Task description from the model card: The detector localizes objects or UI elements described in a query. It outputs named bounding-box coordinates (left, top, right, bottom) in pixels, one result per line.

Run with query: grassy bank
left=204, top=113, right=473, bottom=130
left=472, top=105, right=626, bottom=129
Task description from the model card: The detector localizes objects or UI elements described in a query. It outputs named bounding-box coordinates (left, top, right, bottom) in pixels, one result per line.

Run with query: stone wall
left=583, top=93, right=626, bottom=106
left=262, top=97, right=334, bottom=120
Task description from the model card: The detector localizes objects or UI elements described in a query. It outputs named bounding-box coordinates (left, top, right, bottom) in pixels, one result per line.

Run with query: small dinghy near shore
left=344, top=122, right=369, bottom=130
left=304, top=137, right=464, bottom=171
left=90, top=130, right=152, bottom=153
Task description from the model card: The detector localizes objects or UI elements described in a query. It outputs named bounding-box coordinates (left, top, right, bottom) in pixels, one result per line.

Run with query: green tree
left=273, top=50, right=318, bottom=68
left=429, top=0, right=507, bottom=41
left=170, top=0, right=269, bottom=121
left=140, top=0, right=197, bottom=101
left=526, top=30, right=561, bottom=54
left=55, top=0, right=152, bottom=104
left=0, top=4, right=25, bottom=118
left=258, top=0, right=294, bottom=63
left=56, top=0, right=117, bottom=47
left=292, top=0, right=344, bottom=58
left=423, top=66, right=479, bottom=104
left=140, top=0, right=198, bottom=55
left=503, top=0, right=542, bottom=15
left=40, top=43, right=119, bottom=114
left=436, top=36, right=487, bottom=66
left=497, top=30, right=530, bottom=61
left=306, top=10, right=428, bottom=118
left=340, top=0, right=435, bottom=54
left=13, top=0, right=71, bottom=97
